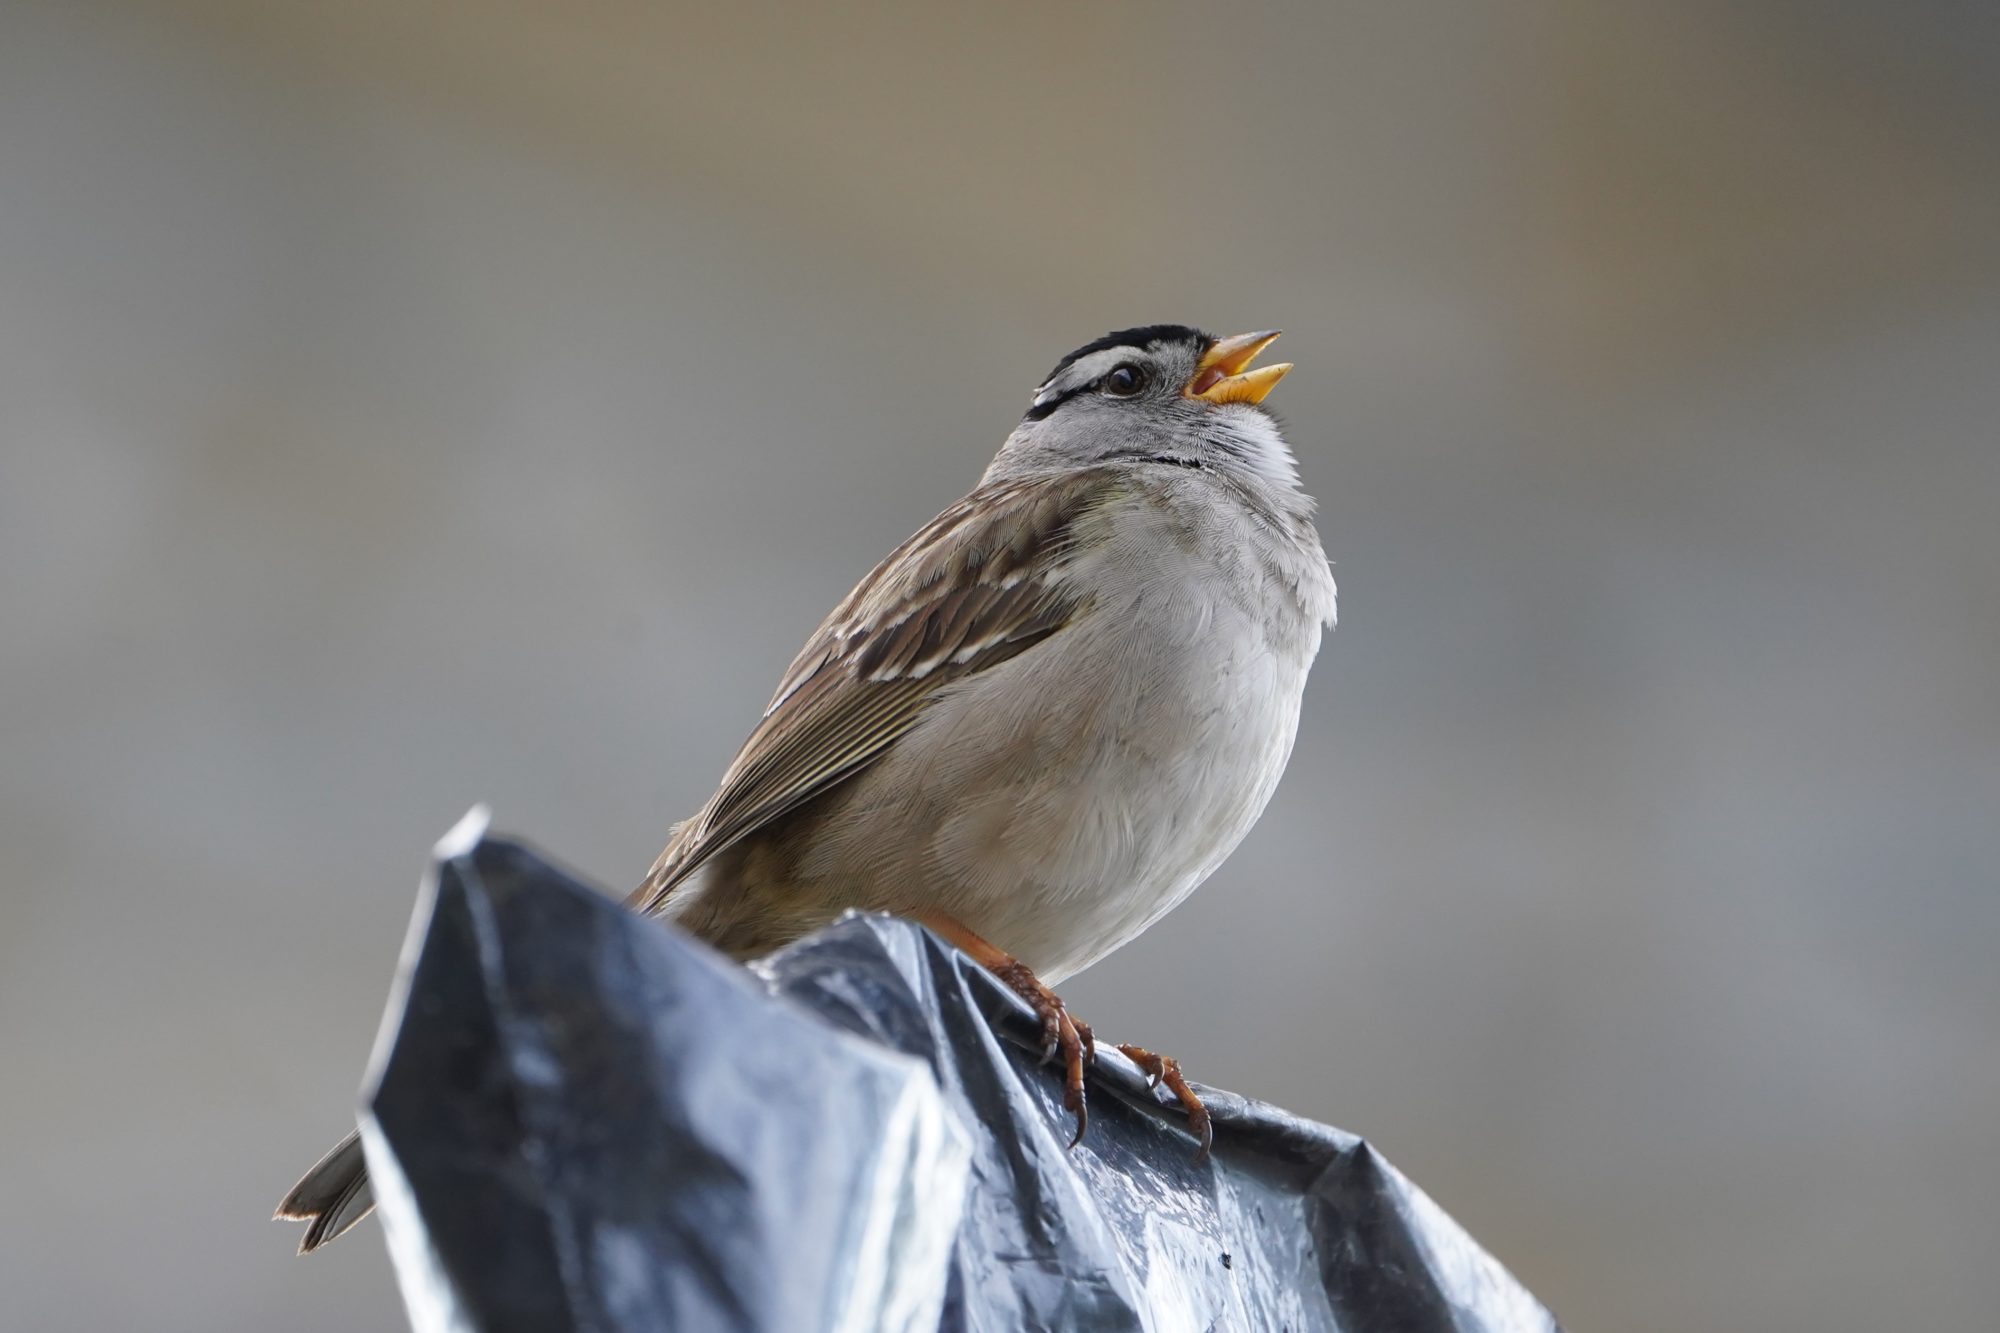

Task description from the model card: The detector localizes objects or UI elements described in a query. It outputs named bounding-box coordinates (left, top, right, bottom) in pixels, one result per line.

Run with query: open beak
left=1185, top=330, right=1291, bottom=405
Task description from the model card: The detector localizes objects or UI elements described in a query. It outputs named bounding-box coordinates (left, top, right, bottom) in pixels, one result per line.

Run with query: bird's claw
left=1116, top=1043, right=1214, bottom=1160
left=1120, top=1044, right=1167, bottom=1089
left=917, top=915, right=1207, bottom=1157
left=993, top=959, right=1093, bottom=1148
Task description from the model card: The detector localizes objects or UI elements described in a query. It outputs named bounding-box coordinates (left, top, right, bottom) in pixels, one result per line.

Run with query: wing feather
left=629, top=470, right=1116, bottom=914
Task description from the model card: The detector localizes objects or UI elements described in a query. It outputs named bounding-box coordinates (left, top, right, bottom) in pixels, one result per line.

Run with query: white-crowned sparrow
left=279, top=325, right=1336, bottom=1252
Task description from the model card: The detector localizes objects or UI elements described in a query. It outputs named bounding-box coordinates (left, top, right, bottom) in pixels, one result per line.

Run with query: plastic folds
left=356, top=819, right=1558, bottom=1331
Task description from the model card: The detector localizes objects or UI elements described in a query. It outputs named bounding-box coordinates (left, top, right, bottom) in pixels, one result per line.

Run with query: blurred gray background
left=3, top=2, right=1996, bottom=1329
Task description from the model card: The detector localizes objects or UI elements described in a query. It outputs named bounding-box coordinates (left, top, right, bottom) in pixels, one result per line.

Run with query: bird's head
left=989, top=325, right=1297, bottom=486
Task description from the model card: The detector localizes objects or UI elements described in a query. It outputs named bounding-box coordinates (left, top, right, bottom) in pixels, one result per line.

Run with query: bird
left=277, top=324, right=1337, bottom=1254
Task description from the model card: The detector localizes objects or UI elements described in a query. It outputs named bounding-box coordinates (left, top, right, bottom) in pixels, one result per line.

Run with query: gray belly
left=787, top=579, right=1320, bottom=981
left=669, top=480, right=1334, bottom=983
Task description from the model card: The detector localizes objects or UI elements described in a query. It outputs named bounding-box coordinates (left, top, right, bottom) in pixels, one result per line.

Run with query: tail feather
left=275, top=1129, right=375, bottom=1254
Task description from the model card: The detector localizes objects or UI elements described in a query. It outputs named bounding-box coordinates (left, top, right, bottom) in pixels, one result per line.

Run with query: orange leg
left=1114, top=1044, right=1213, bottom=1159
left=913, top=912, right=1094, bottom=1147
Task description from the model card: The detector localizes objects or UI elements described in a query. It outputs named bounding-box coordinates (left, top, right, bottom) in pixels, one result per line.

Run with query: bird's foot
left=1115, top=1043, right=1214, bottom=1159
left=913, top=913, right=1093, bottom=1147
left=989, top=959, right=1093, bottom=1145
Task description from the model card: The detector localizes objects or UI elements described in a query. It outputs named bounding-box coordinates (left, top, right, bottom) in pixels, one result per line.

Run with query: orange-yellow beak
left=1185, top=330, right=1291, bottom=405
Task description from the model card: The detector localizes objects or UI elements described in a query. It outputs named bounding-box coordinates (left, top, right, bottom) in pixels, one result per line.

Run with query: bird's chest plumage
left=682, top=471, right=1334, bottom=983
left=884, top=481, right=1332, bottom=980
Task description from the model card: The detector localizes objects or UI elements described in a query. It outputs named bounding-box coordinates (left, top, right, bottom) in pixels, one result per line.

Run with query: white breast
left=866, top=472, right=1334, bottom=981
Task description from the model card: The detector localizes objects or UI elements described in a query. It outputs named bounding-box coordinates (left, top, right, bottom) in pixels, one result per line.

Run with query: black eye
left=1100, top=363, right=1147, bottom=397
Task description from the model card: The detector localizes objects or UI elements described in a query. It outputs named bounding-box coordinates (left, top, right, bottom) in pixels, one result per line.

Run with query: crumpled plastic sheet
left=355, top=812, right=1560, bottom=1332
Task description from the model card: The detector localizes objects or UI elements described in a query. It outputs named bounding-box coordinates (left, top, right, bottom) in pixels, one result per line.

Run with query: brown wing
left=627, top=469, right=1119, bottom=915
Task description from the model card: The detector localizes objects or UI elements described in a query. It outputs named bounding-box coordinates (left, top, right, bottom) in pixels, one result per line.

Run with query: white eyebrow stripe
left=1034, top=347, right=1140, bottom=404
